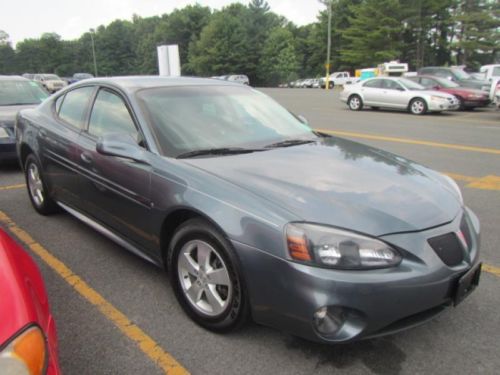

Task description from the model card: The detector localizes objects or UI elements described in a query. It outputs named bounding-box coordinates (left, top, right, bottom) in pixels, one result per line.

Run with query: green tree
left=188, top=5, right=250, bottom=76
left=451, top=0, right=500, bottom=68
left=258, top=28, right=299, bottom=85
left=0, top=31, right=16, bottom=74
left=340, top=0, right=404, bottom=67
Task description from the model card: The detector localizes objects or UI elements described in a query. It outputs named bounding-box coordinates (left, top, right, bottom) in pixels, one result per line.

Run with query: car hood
left=184, top=137, right=462, bottom=236
left=0, top=104, right=38, bottom=125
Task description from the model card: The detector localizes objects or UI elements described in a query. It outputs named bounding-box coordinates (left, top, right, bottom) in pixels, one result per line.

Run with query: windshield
left=434, top=77, right=459, bottom=88
left=138, top=86, right=315, bottom=158
left=452, top=69, right=471, bottom=80
left=43, top=74, right=61, bottom=81
left=0, top=80, right=49, bottom=106
left=398, top=78, right=425, bottom=90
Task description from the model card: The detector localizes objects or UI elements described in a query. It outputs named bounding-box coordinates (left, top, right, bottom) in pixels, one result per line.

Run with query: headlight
left=0, top=325, right=47, bottom=375
left=442, top=174, right=463, bottom=204
left=286, top=223, right=401, bottom=269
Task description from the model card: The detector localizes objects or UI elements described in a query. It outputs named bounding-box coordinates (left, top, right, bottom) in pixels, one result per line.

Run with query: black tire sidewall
left=168, top=219, right=248, bottom=331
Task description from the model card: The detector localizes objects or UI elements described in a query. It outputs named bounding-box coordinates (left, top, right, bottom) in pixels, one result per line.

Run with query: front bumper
left=428, top=99, right=459, bottom=111
left=235, top=208, right=480, bottom=343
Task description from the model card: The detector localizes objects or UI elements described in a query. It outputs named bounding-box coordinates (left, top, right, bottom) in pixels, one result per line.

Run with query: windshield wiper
left=177, top=147, right=263, bottom=159
left=264, top=139, right=316, bottom=148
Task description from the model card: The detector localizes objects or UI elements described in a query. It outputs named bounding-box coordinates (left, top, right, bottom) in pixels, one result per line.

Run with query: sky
left=1, top=0, right=324, bottom=47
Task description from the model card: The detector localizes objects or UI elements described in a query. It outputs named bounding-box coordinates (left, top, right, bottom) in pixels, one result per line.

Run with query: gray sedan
left=16, top=77, right=480, bottom=343
left=340, top=77, right=459, bottom=114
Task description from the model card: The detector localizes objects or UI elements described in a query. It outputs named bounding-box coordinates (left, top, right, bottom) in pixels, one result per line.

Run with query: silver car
left=340, top=77, right=459, bottom=115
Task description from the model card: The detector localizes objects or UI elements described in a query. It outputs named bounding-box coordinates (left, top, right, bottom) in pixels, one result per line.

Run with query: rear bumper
left=234, top=208, right=480, bottom=343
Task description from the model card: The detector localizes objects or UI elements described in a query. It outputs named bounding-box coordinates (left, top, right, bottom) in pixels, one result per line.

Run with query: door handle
left=81, top=152, right=93, bottom=164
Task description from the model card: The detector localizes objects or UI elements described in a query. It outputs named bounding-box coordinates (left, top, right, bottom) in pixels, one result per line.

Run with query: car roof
left=75, top=76, right=242, bottom=93
left=0, top=75, right=29, bottom=81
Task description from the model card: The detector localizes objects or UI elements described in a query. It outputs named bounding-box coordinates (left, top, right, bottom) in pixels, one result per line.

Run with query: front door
left=76, top=87, right=156, bottom=254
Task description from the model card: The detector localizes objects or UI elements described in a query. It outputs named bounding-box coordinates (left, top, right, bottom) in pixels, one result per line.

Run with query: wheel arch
left=159, top=206, right=232, bottom=271
left=19, top=143, right=34, bottom=171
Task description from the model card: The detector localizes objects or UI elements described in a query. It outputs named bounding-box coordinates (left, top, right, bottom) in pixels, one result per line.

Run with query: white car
left=339, top=77, right=460, bottom=115
left=226, top=74, right=249, bottom=85
left=33, top=74, right=67, bottom=93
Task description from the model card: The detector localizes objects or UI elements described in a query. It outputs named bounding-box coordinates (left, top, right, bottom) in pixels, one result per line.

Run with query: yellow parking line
left=0, top=210, right=189, bottom=375
left=317, top=129, right=500, bottom=155
left=0, top=183, right=25, bottom=191
left=445, top=173, right=500, bottom=191
left=483, top=264, right=500, bottom=277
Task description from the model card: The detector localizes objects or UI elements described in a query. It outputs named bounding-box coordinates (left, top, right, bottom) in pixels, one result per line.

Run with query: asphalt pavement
left=1, top=88, right=499, bottom=375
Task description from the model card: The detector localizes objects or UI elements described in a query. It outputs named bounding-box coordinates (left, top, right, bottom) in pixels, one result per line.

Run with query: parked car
left=312, top=78, right=320, bottom=88
left=320, top=71, right=352, bottom=88
left=16, top=76, right=480, bottom=343
left=0, top=76, right=49, bottom=163
left=340, top=77, right=459, bottom=115
left=33, top=74, right=68, bottom=93
left=302, top=78, right=314, bottom=88
left=417, top=67, right=491, bottom=92
left=0, top=228, right=61, bottom=374
left=408, top=75, right=490, bottom=110
left=21, top=73, right=35, bottom=80
left=226, top=74, right=249, bottom=85
left=70, top=73, right=94, bottom=84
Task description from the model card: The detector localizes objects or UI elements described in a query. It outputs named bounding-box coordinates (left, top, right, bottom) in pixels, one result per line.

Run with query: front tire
left=409, top=98, right=427, bottom=115
left=169, top=218, right=249, bottom=332
left=348, top=95, right=363, bottom=111
left=24, top=154, right=59, bottom=215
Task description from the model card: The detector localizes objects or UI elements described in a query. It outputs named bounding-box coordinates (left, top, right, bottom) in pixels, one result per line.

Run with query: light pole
left=325, top=0, right=332, bottom=90
left=89, top=29, right=98, bottom=77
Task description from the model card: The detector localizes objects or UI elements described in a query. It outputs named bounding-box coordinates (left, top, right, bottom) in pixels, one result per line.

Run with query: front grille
left=428, top=232, right=464, bottom=266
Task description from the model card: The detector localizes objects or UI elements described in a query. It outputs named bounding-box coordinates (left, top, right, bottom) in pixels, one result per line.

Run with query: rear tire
left=348, top=95, right=363, bottom=111
left=409, top=98, right=427, bottom=115
left=24, top=154, right=59, bottom=215
left=169, top=218, right=249, bottom=332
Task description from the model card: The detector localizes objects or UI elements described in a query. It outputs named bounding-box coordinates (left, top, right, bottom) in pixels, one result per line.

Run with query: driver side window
left=88, top=89, right=139, bottom=140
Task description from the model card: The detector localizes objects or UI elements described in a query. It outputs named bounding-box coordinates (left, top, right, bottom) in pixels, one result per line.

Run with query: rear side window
left=58, top=86, right=94, bottom=129
left=88, top=89, right=138, bottom=138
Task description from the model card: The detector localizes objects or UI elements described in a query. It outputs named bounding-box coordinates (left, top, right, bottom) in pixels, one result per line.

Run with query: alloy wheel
left=349, top=96, right=360, bottom=110
left=411, top=100, right=425, bottom=114
left=27, top=162, right=45, bottom=207
left=177, top=239, right=232, bottom=316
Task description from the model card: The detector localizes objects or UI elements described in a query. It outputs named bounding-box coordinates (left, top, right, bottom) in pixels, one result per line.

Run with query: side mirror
left=96, top=132, right=148, bottom=164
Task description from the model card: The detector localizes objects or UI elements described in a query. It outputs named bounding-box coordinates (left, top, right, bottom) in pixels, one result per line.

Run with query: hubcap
left=412, top=100, right=424, bottom=114
left=27, top=163, right=44, bottom=207
left=177, top=240, right=232, bottom=316
left=350, top=97, right=360, bottom=109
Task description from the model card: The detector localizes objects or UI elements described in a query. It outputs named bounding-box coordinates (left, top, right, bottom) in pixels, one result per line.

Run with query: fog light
left=313, top=306, right=346, bottom=337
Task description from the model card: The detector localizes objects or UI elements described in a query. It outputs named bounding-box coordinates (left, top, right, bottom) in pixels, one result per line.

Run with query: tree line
left=0, top=0, right=498, bottom=86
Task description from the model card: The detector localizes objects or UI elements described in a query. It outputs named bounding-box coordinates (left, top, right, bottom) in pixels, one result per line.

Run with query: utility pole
left=90, top=29, right=98, bottom=77
left=325, top=0, right=332, bottom=90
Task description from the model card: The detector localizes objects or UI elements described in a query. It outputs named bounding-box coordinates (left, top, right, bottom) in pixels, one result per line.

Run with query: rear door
left=39, top=85, right=96, bottom=208
left=76, top=87, right=155, bottom=253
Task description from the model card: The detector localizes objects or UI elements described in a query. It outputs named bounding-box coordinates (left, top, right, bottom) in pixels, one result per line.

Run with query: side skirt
left=57, top=201, right=162, bottom=267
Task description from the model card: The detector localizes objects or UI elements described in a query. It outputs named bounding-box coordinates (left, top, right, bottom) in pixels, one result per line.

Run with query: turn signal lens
left=0, top=325, right=47, bottom=375
left=286, top=225, right=311, bottom=261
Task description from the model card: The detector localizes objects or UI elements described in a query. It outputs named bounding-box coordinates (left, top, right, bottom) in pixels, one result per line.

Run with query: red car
left=0, top=228, right=61, bottom=375
left=409, top=75, right=491, bottom=109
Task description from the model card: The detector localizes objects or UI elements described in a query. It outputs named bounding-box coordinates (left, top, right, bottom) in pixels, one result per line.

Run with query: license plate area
left=454, top=262, right=481, bottom=306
